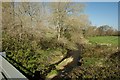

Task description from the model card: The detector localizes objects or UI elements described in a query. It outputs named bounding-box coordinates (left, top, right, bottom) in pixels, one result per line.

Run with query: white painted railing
left=0, top=52, right=28, bottom=80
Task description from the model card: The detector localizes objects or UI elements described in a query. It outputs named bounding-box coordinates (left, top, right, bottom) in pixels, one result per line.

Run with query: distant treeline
left=83, top=25, right=119, bottom=37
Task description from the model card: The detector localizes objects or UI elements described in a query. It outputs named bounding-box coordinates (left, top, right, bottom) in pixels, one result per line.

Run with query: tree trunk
left=57, top=27, right=61, bottom=40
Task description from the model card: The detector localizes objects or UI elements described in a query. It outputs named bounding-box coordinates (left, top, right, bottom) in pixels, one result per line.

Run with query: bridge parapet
left=0, top=52, right=28, bottom=80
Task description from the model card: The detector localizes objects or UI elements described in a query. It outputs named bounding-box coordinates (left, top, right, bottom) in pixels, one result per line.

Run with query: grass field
left=88, top=36, right=119, bottom=46
left=83, top=36, right=119, bottom=69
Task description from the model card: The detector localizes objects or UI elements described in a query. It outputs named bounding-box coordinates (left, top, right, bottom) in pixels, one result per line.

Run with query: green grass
left=83, top=57, right=99, bottom=66
left=46, top=70, right=58, bottom=79
left=88, top=36, right=119, bottom=46
left=84, top=36, right=119, bottom=67
left=49, top=70, right=58, bottom=75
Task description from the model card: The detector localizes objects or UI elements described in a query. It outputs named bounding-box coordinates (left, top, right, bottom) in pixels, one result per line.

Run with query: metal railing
left=0, top=52, right=28, bottom=80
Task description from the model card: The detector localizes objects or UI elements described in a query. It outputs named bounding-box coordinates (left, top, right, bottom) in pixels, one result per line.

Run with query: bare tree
left=49, top=2, right=86, bottom=40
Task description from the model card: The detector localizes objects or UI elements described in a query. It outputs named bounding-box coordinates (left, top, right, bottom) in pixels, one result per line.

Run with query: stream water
left=52, top=45, right=83, bottom=79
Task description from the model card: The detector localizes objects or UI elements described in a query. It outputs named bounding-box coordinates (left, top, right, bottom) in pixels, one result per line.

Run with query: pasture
left=88, top=36, right=119, bottom=46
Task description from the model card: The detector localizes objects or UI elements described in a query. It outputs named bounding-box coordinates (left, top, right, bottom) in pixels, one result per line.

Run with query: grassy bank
left=88, top=36, right=119, bottom=46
